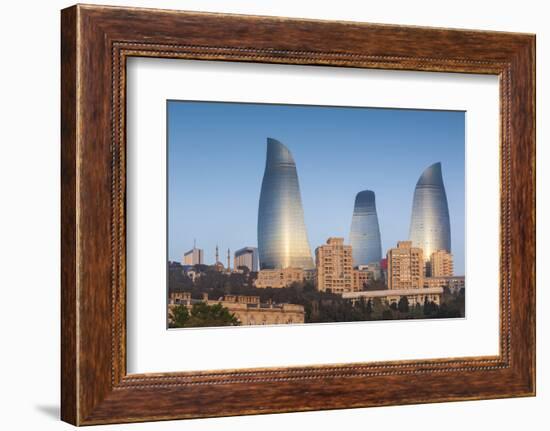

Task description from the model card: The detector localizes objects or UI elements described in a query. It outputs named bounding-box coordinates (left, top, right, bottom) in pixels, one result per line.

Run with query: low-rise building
left=168, top=292, right=305, bottom=325
left=181, top=266, right=202, bottom=282
left=304, top=269, right=316, bottom=283
left=254, top=267, right=305, bottom=288
left=360, top=262, right=382, bottom=281
left=353, top=268, right=372, bottom=291
left=424, top=275, right=465, bottom=293
left=342, top=287, right=443, bottom=307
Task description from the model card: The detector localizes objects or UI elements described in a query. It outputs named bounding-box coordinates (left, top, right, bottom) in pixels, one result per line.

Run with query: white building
left=183, top=247, right=204, bottom=266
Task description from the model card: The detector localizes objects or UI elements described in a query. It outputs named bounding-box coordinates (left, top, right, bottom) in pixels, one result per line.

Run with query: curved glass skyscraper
left=349, top=190, right=382, bottom=267
left=257, top=138, right=314, bottom=270
left=409, top=162, right=451, bottom=259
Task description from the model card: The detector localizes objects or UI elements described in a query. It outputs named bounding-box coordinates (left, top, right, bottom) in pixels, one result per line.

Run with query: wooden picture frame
left=61, top=4, right=535, bottom=425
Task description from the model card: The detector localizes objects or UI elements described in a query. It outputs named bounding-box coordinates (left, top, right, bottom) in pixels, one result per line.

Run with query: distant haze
left=168, top=101, right=465, bottom=274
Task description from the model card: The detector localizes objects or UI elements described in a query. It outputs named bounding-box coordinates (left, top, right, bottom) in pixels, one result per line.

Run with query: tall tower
left=257, top=138, right=314, bottom=270
left=409, top=162, right=451, bottom=261
left=215, top=244, right=219, bottom=263
left=349, top=190, right=382, bottom=267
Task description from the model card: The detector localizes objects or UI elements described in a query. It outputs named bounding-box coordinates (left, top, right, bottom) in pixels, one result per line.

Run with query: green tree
left=365, top=279, right=387, bottom=291
left=423, top=297, right=440, bottom=317
left=237, top=265, right=250, bottom=275
left=398, top=296, right=410, bottom=313
left=382, top=309, right=393, bottom=320
left=186, top=302, right=240, bottom=327
left=366, top=299, right=373, bottom=315
left=169, top=302, right=240, bottom=328
left=169, top=304, right=190, bottom=328
left=423, top=296, right=430, bottom=315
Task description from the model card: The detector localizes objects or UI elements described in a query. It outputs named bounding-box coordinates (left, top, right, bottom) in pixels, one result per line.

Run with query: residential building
left=387, top=241, right=424, bottom=290
left=430, top=249, right=454, bottom=277
left=315, top=237, right=354, bottom=293
left=358, top=262, right=382, bottom=281
left=353, top=268, right=372, bottom=291
left=255, top=268, right=305, bottom=288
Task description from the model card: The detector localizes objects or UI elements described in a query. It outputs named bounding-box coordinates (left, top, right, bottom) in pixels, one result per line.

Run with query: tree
left=382, top=309, right=393, bottom=320
left=423, top=297, right=439, bottom=317
left=365, top=279, right=387, bottom=291
left=169, top=304, right=190, bottom=328
left=237, top=265, right=250, bottom=275
left=193, top=264, right=209, bottom=273
left=366, top=299, right=373, bottom=315
left=423, top=296, right=430, bottom=315
left=186, top=302, right=240, bottom=327
left=398, top=296, right=410, bottom=313
left=169, top=302, right=240, bottom=328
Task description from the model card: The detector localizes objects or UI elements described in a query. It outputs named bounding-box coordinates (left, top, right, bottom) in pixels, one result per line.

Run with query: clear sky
left=168, top=101, right=465, bottom=274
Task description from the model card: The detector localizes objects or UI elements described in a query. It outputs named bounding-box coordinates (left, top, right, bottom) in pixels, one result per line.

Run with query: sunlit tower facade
left=257, top=138, right=314, bottom=270
left=409, top=162, right=451, bottom=265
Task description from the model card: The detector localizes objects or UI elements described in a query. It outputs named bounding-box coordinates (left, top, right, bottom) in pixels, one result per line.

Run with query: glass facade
left=349, top=190, right=382, bottom=267
left=409, top=162, right=451, bottom=259
left=234, top=247, right=259, bottom=272
left=257, top=138, right=314, bottom=270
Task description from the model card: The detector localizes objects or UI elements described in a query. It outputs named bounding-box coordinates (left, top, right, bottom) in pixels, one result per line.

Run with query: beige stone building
left=315, top=237, right=354, bottom=293
left=254, top=267, right=305, bottom=288
left=352, top=269, right=372, bottom=291
left=430, top=249, right=454, bottom=277
left=168, top=292, right=305, bottom=325
left=358, top=262, right=382, bottom=281
left=342, top=287, right=443, bottom=307
left=387, top=241, right=424, bottom=290
left=424, top=275, right=465, bottom=293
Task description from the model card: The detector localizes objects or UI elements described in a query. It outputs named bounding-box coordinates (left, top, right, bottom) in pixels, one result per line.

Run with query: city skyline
left=168, top=101, right=465, bottom=273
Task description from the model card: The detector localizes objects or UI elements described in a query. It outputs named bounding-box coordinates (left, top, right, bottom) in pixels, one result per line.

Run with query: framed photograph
left=61, top=4, right=535, bottom=425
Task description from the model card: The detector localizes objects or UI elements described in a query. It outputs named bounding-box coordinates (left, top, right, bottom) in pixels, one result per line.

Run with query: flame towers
left=349, top=190, right=382, bottom=267
left=409, top=162, right=451, bottom=259
left=257, top=138, right=314, bottom=270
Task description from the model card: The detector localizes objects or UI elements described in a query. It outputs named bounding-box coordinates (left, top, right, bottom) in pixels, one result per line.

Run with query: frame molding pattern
left=61, top=4, right=535, bottom=425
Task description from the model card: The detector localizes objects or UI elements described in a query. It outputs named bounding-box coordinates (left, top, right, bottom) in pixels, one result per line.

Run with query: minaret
left=215, top=244, right=219, bottom=263
left=227, top=248, right=231, bottom=272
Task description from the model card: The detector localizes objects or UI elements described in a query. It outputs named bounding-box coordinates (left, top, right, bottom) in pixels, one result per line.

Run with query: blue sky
left=168, top=101, right=465, bottom=274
